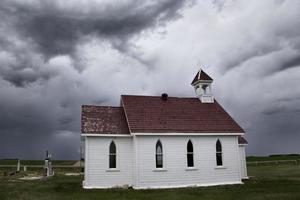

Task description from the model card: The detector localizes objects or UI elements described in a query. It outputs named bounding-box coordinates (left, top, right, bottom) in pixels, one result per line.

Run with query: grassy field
left=0, top=163, right=300, bottom=200
left=0, top=159, right=77, bottom=166
left=247, top=155, right=300, bottom=162
left=2, top=155, right=299, bottom=166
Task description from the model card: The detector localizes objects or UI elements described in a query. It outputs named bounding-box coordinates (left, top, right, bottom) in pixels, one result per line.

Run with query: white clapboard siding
left=238, top=145, right=248, bottom=179
left=83, top=135, right=245, bottom=189
left=134, top=135, right=242, bottom=189
left=83, top=137, right=133, bottom=188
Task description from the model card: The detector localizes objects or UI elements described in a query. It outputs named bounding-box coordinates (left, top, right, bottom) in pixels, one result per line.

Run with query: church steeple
left=191, top=69, right=214, bottom=103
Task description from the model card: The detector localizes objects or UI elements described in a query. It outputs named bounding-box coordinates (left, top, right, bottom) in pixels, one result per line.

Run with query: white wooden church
left=81, top=69, right=248, bottom=189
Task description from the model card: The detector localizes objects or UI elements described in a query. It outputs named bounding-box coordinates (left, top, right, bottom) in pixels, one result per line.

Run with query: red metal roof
left=238, top=136, right=248, bottom=144
left=121, top=95, right=244, bottom=133
left=191, top=70, right=213, bottom=85
left=81, top=105, right=130, bottom=134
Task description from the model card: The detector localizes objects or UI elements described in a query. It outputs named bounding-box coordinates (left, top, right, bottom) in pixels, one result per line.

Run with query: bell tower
left=191, top=69, right=214, bottom=103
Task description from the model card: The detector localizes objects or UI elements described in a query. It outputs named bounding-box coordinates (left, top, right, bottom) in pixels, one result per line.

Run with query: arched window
left=202, top=84, right=208, bottom=94
left=156, top=140, right=163, bottom=168
left=187, top=140, right=194, bottom=167
left=109, top=141, right=116, bottom=168
left=216, top=139, right=223, bottom=166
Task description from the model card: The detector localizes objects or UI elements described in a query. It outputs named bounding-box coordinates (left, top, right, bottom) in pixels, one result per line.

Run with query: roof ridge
left=81, top=105, right=122, bottom=108
left=120, top=96, right=132, bottom=134
left=122, top=95, right=201, bottom=99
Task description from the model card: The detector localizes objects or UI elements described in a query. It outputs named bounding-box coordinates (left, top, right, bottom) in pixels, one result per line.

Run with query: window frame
left=155, top=140, right=163, bottom=168
left=187, top=140, right=194, bottom=168
left=109, top=141, right=117, bottom=169
left=216, top=139, right=223, bottom=166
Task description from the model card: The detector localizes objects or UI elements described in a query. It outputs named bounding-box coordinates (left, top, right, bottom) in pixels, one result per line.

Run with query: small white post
left=48, top=154, right=53, bottom=176
left=45, top=159, right=49, bottom=176
left=44, top=152, right=54, bottom=177
left=17, top=160, right=20, bottom=172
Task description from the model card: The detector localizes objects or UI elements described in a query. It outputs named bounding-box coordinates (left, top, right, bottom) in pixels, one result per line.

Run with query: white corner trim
left=81, top=134, right=133, bottom=137
left=132, top=132, right=244, bottom=136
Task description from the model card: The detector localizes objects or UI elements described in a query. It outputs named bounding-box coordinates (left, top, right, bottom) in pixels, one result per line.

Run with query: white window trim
left=214, top=166, right=227, bottom=169
left=185, top=167, right=198, bottom=171
left=216, top=139, right=223, bottom=167
left=153, top=168, right=167, bottom=172
left=154, top=139, right=165, bottom=170
left=186, top=140, right=194, bottom=168
left=106, top=169, right=120, bottom=172
left=108, top=140, right=117, bottom=169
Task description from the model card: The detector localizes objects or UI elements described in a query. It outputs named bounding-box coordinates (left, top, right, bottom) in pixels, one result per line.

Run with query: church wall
left=83, top=134, right=244, bottom=189
left=83, top=136, right=133, bottom=188
left=239, top=145, right=248, bottom=179
left=134, top=135, right=242, bottom=189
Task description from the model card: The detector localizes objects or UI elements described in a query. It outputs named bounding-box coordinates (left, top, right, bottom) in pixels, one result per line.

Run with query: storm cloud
left=0, top=0, right=300, bottom=159
left=2, top=0, right=187, bottom=57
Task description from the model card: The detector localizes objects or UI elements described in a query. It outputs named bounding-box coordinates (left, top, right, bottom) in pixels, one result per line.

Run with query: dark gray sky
left=1, top=0, right=300, bottom=160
